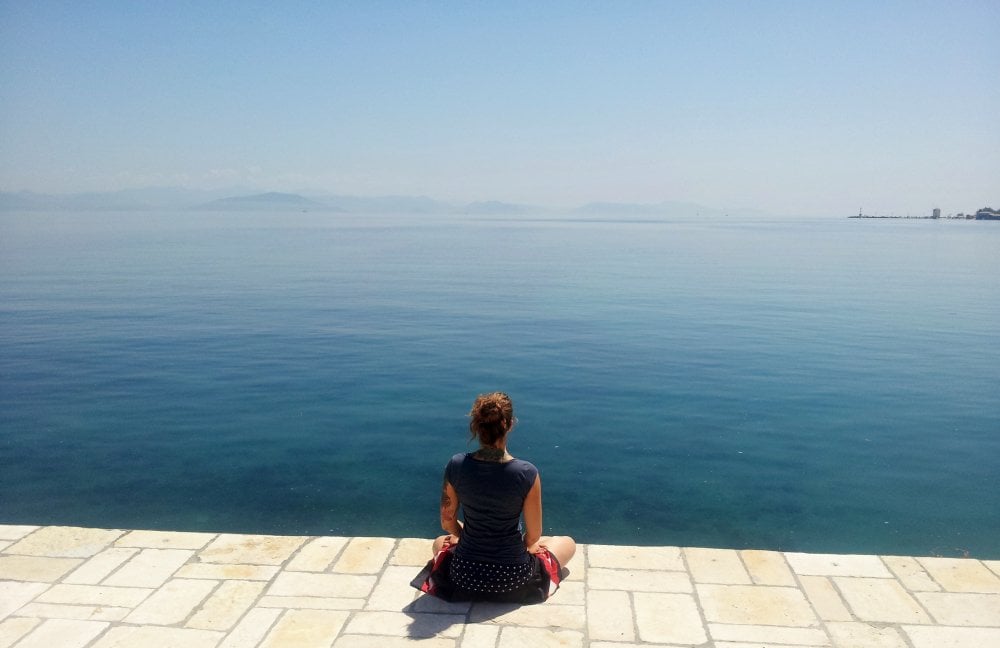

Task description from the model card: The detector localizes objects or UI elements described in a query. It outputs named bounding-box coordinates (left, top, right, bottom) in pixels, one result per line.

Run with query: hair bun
left=479, top=402, right=502, bottom=422
left=468, top=392, right=514, bottom=446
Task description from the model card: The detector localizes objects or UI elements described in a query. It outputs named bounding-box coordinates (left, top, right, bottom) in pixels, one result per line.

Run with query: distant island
left=850, top=206, right=999, bottom=220
left=191, top=192, right=344, bottom=212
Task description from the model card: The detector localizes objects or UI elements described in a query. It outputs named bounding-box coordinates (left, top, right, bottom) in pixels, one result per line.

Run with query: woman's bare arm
left=522, top=474, right=543, bottom=552
left=440, top=477, right=462, bottom=541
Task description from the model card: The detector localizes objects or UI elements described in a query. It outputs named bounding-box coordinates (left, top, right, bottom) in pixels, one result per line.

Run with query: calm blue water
left=1, top=212, right=998, bottom=558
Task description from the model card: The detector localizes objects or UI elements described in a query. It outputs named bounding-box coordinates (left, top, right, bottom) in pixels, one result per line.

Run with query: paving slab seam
left=678, top=546, right=713, bottom=646
left=786, top=557, right=847, bottom=646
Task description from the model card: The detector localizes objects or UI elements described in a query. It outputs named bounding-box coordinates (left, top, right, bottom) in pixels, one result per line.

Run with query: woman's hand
left=445, top=533, right=461, bottom=547
left=525, top=539, right=547, bottom=555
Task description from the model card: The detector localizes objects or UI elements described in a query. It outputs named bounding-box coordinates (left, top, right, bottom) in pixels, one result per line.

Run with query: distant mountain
left=192, top=192, right=342, bottom=212
left=308, top=193, right=456, bottom=214
left=461, top=200, right=532, bottom=215
left=1, top=188, right=773, bottom=218
left=0, top=189, right=458, bottom=214
left=0, top=187, right=256, bottom=211
left=112, top=186, right=255, bottom=208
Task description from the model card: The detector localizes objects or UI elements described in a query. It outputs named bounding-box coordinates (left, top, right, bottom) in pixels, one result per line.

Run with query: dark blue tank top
left=445, top=452, right=538, bottom=564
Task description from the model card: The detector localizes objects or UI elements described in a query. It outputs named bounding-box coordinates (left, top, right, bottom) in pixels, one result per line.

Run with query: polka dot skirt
left=449, top=556, right=533, bottom=594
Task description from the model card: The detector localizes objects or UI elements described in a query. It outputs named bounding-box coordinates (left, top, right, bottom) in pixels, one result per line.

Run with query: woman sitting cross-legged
left=412, top=392, right=575, bottom=603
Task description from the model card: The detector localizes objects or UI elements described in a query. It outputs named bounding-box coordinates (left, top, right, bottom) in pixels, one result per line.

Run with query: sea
left=1, top=211, right=998, bottom=558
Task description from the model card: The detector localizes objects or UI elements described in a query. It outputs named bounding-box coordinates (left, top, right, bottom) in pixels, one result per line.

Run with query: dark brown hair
left=469, top=392, right=514, bottom=446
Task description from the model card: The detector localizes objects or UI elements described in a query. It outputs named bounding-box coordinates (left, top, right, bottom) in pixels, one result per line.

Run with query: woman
left=412, top=392, right=576, bottom=603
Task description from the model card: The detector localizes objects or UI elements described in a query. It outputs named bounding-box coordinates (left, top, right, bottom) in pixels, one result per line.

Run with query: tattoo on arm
left=440, top=478, right=461, bottom=537
left=440, top=478, right=452, bottom=509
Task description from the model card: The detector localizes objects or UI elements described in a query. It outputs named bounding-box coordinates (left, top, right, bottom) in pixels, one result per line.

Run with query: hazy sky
left=1, top=1, right=997, bottom=215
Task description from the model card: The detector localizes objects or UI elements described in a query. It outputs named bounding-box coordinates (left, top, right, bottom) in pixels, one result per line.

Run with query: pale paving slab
left=633, top=592, right=708, bottom=645
left=391, top=538, right=433, bottom=567
left=12, top=618, right=107, bottom=648
left=0, top=526, right=39, bottom=541
left=63, top=548, right=138, bottom=585
left=459, top=624, right=498, bottom=648
left=902, top=625, right=1000, bottom=648
left=833, top=576, right=933, bottom=624
left=590, top=644, right=693, bottom=648
left=984, top=560, right=1000, bottom=578
left=587, top=566, right=692, bottom=592
left=916, top=556, right=1000, bottom=593
left=5, top=527, right=123, bottom=558
left=0, top=542, right=9, bottom=553
left=685, top=547, right=752, bottom=584
left=468, top=602, right=585, bottom=630
left=825, top=621, right=909, bottom=648
left=36, top=583, right=152, bottom=608
left=286, top=535, right=349, bottom=571
left=587, top=589, right=635, bottom=642
left=259, top=609, right=349, bottom=648
left=186, top=579, right=266, bottom=630
left=267, top=571, right=376, bottom=598
left=0, top=581, right=53, bottom=618
left=0, top=617, right=41, bottom=648
left=366, top=565, right=421, bottom=610
left=798, top=575, right=852, bottom=621
left=709, top=623, right=830, bottom=645
left=882, top=555, right=942, bottom=591
left=335, top=636, right=456, bottom=648
left=332, top=536, right=396, bottom=574
left=174, top=561, right=280, bottom=580
left=785, top=552, right=892, bottom=577
left=0, top=555, right=82, bottom=582
left=260, top=596, right=366, bottom=611
left=103, top=547, right=194, bottom=587
left=741, top=549, right=797, bottom=586
left=554, top=579, right=585, bottom=605
left=497, top=626, right=584, bottom=648
left=16, top=602, right=130, bottom=622
left=587, top=544, right=684, bottom=571
left=123, top=577, right=218, bottom=625
left=115, top=529, right=217, bottom=550
left=198, top=533, right=306, bottom=565
left=697, top=583, right=818, bottom=627
left=714, top=643, right=825, bottom=648
left=217, top=607, right=282, bottom=648
left=344, top=610, right=464, bottom=638
left=90, top=625, right=224, bottom=648
left=914, top=591, right=1000, bottom=626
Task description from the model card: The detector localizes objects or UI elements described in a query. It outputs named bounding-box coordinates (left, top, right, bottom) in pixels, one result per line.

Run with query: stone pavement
left=1, top=525, right=998, bottom=647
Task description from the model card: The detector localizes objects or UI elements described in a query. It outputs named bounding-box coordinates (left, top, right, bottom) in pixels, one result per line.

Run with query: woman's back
left=446, top=452, right=537, bottom=563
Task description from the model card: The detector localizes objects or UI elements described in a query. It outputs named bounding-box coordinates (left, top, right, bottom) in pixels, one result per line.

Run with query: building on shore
left=850, top=205, right=997, bottom=220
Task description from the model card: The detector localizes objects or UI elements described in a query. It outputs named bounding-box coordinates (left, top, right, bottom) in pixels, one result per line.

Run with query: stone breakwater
left=1, top=525, right=999, bottom=647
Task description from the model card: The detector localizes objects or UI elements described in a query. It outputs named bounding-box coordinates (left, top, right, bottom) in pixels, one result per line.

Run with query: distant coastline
left=0, top=189, right=768, bottom=219
left=850, top=207, right=999, bottom=220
